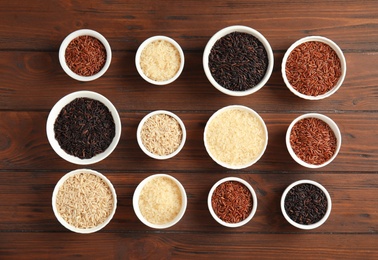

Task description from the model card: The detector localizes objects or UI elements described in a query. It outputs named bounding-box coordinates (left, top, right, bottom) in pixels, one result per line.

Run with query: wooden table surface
left=0, top=0, right=377, bottom=259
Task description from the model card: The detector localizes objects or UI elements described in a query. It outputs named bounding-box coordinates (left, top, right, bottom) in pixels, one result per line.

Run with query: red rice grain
left=65, top=35, right=106, bottom=77
left=211, top=181, right=253, bottom=223
left=290, top=117, right=337, bottom=165
left=285, top=41, right=342, bottom=96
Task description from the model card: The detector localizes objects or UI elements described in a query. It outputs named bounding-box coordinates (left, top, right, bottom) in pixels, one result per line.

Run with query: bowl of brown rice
left=59, top=29, right=112, bottom=81
left=208, top=177, right=258, bottom=228
left=282, top=36, right=346, bottom=100
left=133, top=174, right=187, bottom=229
left=204, top=105, right=268, bottom=169
left=286, top=113, right=342, bottom=168
left=52, top=169, right=117, bottom=234
left=135, top=35, right=185, bottom=85
left=136, top=110, right=186, bottom=160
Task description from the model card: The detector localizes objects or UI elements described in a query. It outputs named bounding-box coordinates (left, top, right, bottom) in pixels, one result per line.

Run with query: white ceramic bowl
left=46, top=90, right=122, bottom=165
left=203, top=25, right=274, bottom=96
left=59, top=29, right=112, bottom=81
left=208, top=177, right=258, bottom=228
left=133, top=174, right=187, bottom=229
left=204, top=105, right=268, bottom=169
left=281, top=36, right=346, bottom=100
left=286, top=113, right=341, bottom=168
left=52, top=169, right=117, bottom=234
left=135, top=36, right=185, bottom=85
left=137, top=110, right=186, bottom=160
left=281, top=179, right=332, bottom=230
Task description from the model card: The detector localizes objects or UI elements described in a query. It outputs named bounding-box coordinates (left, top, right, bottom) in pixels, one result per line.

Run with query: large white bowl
left=133, top=174, right=187, bottom=229
left=286, top=113, right=341, bottom=168
left=203, top=25, right=274, bottom=96
left=208, top=177, right=258, bottom=228
left=46, top=90, right=122, bottom=165
left=136, top=110, right=186, bottom=160
left=135, top=35, right=185, bottom=85
left=59, top=29, right=112, bottom=81
left=204, top=105, right=268, bottom=169
left=52, top=169, right=117, bottom=234
left=281, top=179, right=332, bottom=230
left=281, top=36, right=346, bottom=100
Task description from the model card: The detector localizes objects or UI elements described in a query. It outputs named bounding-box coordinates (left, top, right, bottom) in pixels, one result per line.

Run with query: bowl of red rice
left=59, top=29, right=112, bottom=81
left=286, top=113, right=342, bottom=168
left=282, top=36, right=346, bottom=100
left=52, top=169, right=117, bottom=234
left=208, top=177, right=258, bottom=228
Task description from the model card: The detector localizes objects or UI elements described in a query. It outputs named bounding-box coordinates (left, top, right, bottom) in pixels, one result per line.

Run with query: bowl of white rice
left=204, top=105, right=268, bottom=169
left=135, top=35, right=185, bottom=85
left=133, top=174, right=187, bottom=229
left=52, top=169, right=117, bottom=234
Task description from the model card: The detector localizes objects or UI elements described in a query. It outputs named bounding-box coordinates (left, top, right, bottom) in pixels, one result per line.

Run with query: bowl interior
left=137, top=110, right=186, bottom=160
left=46, top=90, right=121, bottom=165
left=133, top=174, right=187, bottom=229
left=203, top=25, right=274, bottom=96
left=281, top=36, right=346, bottom=100
left=59, top=29, right=112, bottom=81
left=204, top=105, right=268, bottom=169
left=135, top=35, right=185, bottom=85
left=208, top=177, right=258, bottom=228
left=286, top=113, right=341, bottom=168
left=280, top=179, right=332, bottom=230
left=52, top=169, right=117, bottom=234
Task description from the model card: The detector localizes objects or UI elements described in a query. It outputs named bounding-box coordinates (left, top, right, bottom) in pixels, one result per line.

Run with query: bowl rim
left=204, top=105, right=268, bottom=169
left=280, top=179, right=332, bottom=230
left=132, top=173, right=187, bottom=229
left=46, top=90, right=122, bottom=165
left=136, top=110, right=187, bottom=160
left=203, top=25, right=274, bottom=96
left=285, top=113, right=342, bottom=168
left=281, top=35, right=347, bottom=100
left=59, top=29, right=112, bottom=82
left=207, top=176, right=258, bottom=228
left=135, top=35, right=185, bottom=85
left=51, top=168, right=117, bottom=234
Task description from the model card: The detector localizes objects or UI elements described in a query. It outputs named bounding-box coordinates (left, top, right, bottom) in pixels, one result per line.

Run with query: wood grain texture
left=0, top=0, right=377, bottom=259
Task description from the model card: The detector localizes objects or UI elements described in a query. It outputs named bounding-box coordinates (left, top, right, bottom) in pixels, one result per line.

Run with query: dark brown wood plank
left=0, top=1, right=377, bottom=51
left=0, top=172, right=377, bottom=233
left=0, top=232, right=377, bottom=259
left=0, top=111, right=376, bottom=172
left=0, top=52, right=377, bottom=112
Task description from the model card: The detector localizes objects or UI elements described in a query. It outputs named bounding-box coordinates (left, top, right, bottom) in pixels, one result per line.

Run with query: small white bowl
left=203, top=25, right=274, bottom=96
left=208, top=177, right=258, bottom=228
left=135, top=36, right=185, bottom=85
left=46, top=90, right=122, bottom=165
left=59, top=29, right=112, bottom=81
left=136, top=110, right=186, bottom=160
left=281, top=36, right=346, bottom=100
left=286, top=113, right=341, bottom=168
left=133, top=174, right=187, bottom=229
left=52, top=169, right=117, bottom=234
left=204, top=105, right=268, bottom=169
left=281, top=179, right=332, bottom=230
